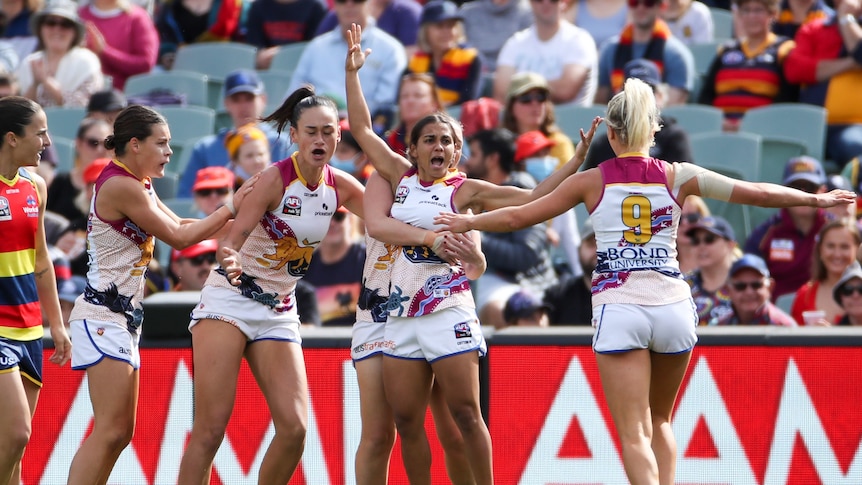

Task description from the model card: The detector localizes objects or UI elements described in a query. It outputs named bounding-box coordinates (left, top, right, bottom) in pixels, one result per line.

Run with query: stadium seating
left=155, top=105, right=215, bottom=146
left=258, top=69, right=293, bottom=114
left=173, top=42, right=257, bottom=82
left=44, top=106, right=86, bottom=141
left=739, top=103, right=827, bottom=163
left=709, top=7, right=734, bottom=41
left=125, top=70, right=210, bottom=107
left=269, top=41, right=309, bottom=74
left=661, top=105, right=723, bottom=136
left=50, top=136, right=76, bottom=174
left=554, top=105, right=607, bottom=140
left=152, top=172, right=179, bottom=200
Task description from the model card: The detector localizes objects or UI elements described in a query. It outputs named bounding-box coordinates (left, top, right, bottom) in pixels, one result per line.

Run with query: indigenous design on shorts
left=357, top=235, right=398, bottom=323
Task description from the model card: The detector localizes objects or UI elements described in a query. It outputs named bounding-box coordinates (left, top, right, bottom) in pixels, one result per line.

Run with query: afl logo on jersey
left=394, top=185, right=409, bottom=204
left=0, top=196, right=11, bottom=221
left=282, top=196, right=302, bottom=216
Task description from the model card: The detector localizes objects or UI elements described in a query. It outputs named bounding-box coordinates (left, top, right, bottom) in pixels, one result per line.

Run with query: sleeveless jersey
left=591, top=155, right=690, bottom=306
left=0, top=168, right=42, bottom=340
left=69, top=161, right=155, bottom=332
left=388, top=168, right=473, bottom=317
left=205, top=154, right=338, bottom=312
left=356, top=234, right=399, bottom=323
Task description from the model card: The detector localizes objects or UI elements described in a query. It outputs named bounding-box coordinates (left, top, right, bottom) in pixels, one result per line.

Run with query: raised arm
left=345, top=23, right=411, bottom=186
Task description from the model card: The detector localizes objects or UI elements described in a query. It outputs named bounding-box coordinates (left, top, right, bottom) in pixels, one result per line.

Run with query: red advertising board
left=22, top=345, right=862, bottom=484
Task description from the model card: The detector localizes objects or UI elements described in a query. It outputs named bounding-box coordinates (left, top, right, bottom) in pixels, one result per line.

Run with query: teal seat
left=447, top=104, right=462, bottom=121
left=689, top=41, right=722, bottom=76
left=164, top=198, right=198, bottom=219
left=554, top=105, right=607, bottom=140
left=167, top=135, right=209, bottom=176
left=125, top=70, right=209, bottom=107
left=269, top=42, right=309, bottom=74
left=152, top=172, right=179, bottom=199
left=709, top=7, right=734, bottom=41
left=700, top=166, right=753, bottom=242
left=689, top=131, right=762, bottom=183
left=258, top=69, right=293, bottom=114
left=156, top=106, right=215, bottom=146
left=173, top=42, right=257, bottom=82
left=775, top=292, right=796, bottom=315
left=44, top=107, right=87, bottom=140
left=739, top=103, right=827, bottom=163
left=50, top=136, right=76, bottom=174
left=758, top=135, right=807, bottom=184
left=661, top=105, right=723, bottom=136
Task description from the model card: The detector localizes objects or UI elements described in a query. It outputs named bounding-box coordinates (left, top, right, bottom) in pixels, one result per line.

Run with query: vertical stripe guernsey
left=0, top=168, right=43, bottom=340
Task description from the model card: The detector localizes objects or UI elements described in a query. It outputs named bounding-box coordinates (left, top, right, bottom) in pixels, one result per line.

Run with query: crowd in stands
left=2, top=0, right=861, bottom=328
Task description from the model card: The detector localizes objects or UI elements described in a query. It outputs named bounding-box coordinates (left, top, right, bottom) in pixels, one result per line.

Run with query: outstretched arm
left=345, top=23, right=411, bottom=187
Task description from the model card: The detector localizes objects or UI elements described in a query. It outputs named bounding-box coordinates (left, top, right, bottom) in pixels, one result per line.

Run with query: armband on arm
left=674, top=162, right=734, bottom=202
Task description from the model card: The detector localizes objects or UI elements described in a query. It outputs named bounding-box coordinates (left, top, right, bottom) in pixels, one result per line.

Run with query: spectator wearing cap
left=16, top=0, right=104, bottom=108
left=459, top=0, right=532, bottom=74
left=86, top=89, right=127, bottom=124
left=698, top=0, right=797, bottom=133
left=583, top=58, right=693, bottom=170
left=501, top=72, right=575, bottom=171
left=191, top=167, right=234, bottom=217
left=178, top=69, right=290, bottom=198
left=303, top=207, right=366, bottom=326
left=784, top=0, right=862, bottom=168
left=288, top=0, right=406, bottom=124
left=224, top=123, right=272, bottom=190
left=493, top=0, right=597, bottom=106
left=683, top=216, right=739, bottom=325
left=247, top=0, right=327, bottom=70
left=515, top=130, right=557, bottom=183
left=594, top=0, right=695, bottom=106
left=77, top=0, right=158, bottom=91
left=713, top=253, right=797, bottom=325
left=543, top=218, right=596, bottom=325
left=833, top=261, right=862, bottom=326
left=315, top=0, right=422, bottom=59
left=462, top=128, right=558, bottom=329
left=790, top=219, right=861, bottom=326
left=332, top=119, right=372, bottom=183
left=405, top=0, right=483, bottom=107
left=169, top=239, right=218, bottom=291
left=502, top=289, right=551, bottom=327
left=744, top=156, right=831, bottom=300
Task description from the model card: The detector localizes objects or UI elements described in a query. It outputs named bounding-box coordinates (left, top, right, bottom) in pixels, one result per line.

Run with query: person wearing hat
left=86, top=89, right=127, bottom=124
left=178, top=69, right=290, bottom=198
left=15, top=0, right=103, bottom=108
left=744, top=155, right=831, bottom=300
left=789, top=219, right=861, bottom=326
left=406, top=0, right=482, bottom=107
left=683, top=216, right=739, bottom=325
left=583, top=58, right=694, bottom=171
left=224, top=123, right=272, bottom=190
left=502, top=289, right=551, bottom=326
left=833, top=261, right=862, bottom=326
left=493, top=0, right=598, bottom=106
left=191, top=166, right=234, bottom=218
left=713, top=253, right=797, bottom=325
left=77, top=0, right=158, bottom=91
left=515, top=129, right=558, bottom=183
left=169, top=239, right=218, bottom=291
left=698, top=0, right=797, bottom=132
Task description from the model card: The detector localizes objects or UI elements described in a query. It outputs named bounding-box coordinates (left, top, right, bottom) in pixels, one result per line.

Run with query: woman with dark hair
left=346, top=24, right=598, bottom=484
left=16, top=0, right=103, bottom=107
left=435, top=77, right=853, bottom=485
left=46, top=117, right=111, bottom=222
left=0, top=96, right=70, bottom=485
left=66, top=105, right=246, bottom=485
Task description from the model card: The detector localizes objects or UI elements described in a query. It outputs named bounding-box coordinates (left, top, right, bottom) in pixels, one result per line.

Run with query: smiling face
left=409, top=121, right=456, bottom=180
left=290, top=105, right=340, bottom=172
left=728, top=268, right=771, bottom=321
left=818, top=225, right=858, bottom=279
left=14, top=109, right=51, bottom=167
left=135, top=123, right=172, bottom=179
left=39, top=15, right=77, bottom=53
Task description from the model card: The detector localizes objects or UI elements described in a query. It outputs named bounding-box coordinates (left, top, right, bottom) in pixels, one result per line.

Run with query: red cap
left=171, top=239, right=218, bottom=263
left=192, top=166, right=234, bottom=192
left=83, top=158, right=111, bottom=184
left=515, top=131, right=556, bottom=162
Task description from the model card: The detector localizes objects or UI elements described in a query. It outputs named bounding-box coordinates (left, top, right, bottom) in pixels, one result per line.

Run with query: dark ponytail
left=262, top=85, right=339, bottom=134
left=0, top=96, right=41, bottom=148
left=107, top=105, right=167, bottom=156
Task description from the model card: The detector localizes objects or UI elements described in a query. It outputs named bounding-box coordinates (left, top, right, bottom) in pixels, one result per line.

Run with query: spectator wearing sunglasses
left=744, top=156, right=830, bottom=300
left=789, top=220, right=861, bottom=326
left=169, top=240, right=218, bottom=292
left=684, top=216, right=739, bottom=325
left=191, top=166, right=234, bottom=218
left=833, top=261, right=862, bottom=326
left=16, top=0, right=104, bottom=108
left=594, top=0, right=696, bottom=105
left=677, top=195, right=711, bottom=273
left=46, top=117, right=111, bottom=219
left=494, top=0, right=598, bottom=106
left=713, top=253, right=797, bottom=325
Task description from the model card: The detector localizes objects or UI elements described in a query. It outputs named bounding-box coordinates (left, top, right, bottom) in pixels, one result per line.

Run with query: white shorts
left=592, top=299, right=698, bottom=354
left=473, top=272, right=521, bottom=311
left=190, top=286, right=302, bottom=343
left=384, top=306, right=486, bottom=362
left=70, top=319, right=141, bottom=370
left=351, top=319, right=393, bottom=361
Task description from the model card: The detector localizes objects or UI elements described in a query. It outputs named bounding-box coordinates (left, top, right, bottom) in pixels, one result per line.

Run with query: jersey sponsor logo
left=5, top=188, right=19, bottom=194
left=304, top=192, right=319, bottom=197
left=395, top=185, right=409, bottom=204
left=23, top=194, right=39, bottom=217
left=0, top=196, right=11, bottom=221
left=282, top=196, right=301, bottom=216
